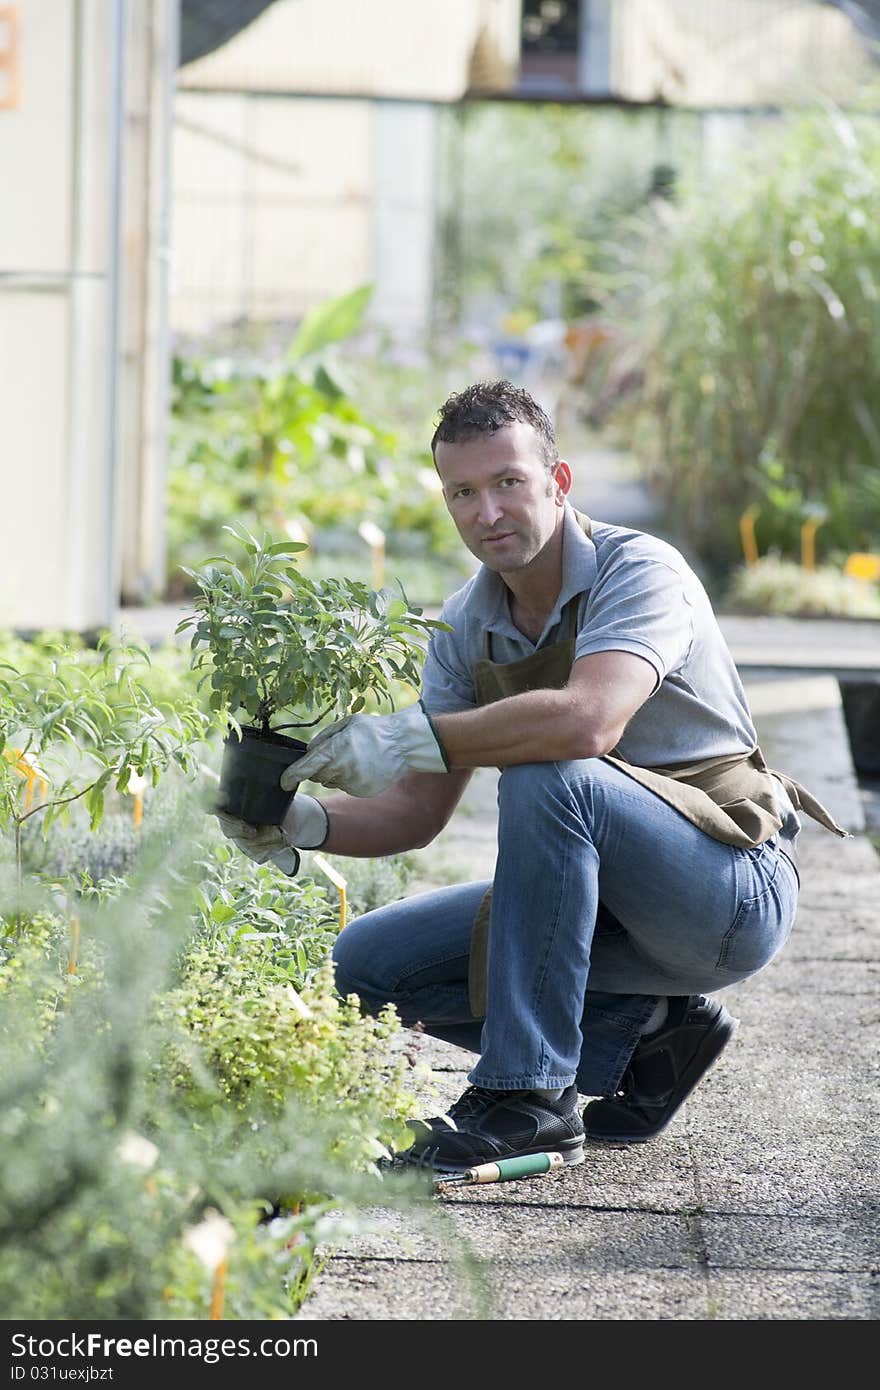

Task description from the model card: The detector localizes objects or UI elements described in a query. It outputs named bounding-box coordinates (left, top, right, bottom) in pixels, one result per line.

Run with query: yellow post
left=209, top=1258, right=228, bottom=1320
left=126, top=772, right=148, bottom=830
left=312, top=853, right=348, bottom=932
left=844, top=553, right=880, bottom=583
left=800, top=517, right=824, bottom=572
left=65, top=915, right=80, bottom=1009
left=358, top=520, right=386, bottom=589
left=67, top=916, right=80, bottom=977
left=739, top=505, right=760, bottom=566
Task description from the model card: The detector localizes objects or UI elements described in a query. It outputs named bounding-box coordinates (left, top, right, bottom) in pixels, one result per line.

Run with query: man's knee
left=498, top=757, right=609, bottom=810
left=497, top=760, right=559, bottom=806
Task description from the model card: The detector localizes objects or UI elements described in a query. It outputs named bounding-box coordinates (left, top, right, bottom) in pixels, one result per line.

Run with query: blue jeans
left=332, top=759, right=800, bottom=1096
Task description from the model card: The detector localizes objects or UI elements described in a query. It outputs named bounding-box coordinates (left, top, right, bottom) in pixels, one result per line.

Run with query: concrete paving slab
left=298, top=1255, right=880, bottom=1321
left=327, top=1205, right=699, bottom=1268
left=703, top=1271, right=880, bottom=1320
left=297, top=1257, right=721, bottom=1320
left=298, top=629, right=880, bottom=1320
left=293, top=1257, right=482, bottom=1320
left=701, top=1213, right=879, bottom=1270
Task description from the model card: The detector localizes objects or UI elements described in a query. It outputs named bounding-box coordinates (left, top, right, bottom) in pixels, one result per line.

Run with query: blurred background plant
left=723, top=554, right=880, bottom=617
left=167, top=285, right=468, bottom=606
left=434, top=103, right=700, bottom=333
left=586, top=104, right=880, bottom=588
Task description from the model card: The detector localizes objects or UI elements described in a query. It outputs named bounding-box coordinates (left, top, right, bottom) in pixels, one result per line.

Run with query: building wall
left=0, top=0, right=174, bottom=631
left=170, top=94, right=436, bottom=345
left=0, top=0, right=114, bottom=631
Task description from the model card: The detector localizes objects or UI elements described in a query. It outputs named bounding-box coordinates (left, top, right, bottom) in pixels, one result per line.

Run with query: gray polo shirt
left=420, top=504, right=800, bottom=834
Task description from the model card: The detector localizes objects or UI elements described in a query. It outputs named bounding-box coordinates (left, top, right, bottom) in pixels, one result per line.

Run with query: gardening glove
left=281, top=701, right=449, bottom=798
left=215, top=795, right=329, bottom=877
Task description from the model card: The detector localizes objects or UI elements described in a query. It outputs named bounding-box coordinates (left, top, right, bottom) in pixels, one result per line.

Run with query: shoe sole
left=584, top=1011, right=738, bottom=1144
left=425, top=1138, right=586, bottom=1175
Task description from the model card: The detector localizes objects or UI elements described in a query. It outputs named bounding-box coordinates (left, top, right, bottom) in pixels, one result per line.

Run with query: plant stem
left=16, top=783, right=95, bottom=825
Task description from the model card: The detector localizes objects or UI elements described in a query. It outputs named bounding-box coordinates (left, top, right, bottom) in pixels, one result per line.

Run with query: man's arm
left=432, top=650, right=658, bottom=768
left=284, top=651, right=657, bottom=800
left=318, top=766, right=473, bottom=856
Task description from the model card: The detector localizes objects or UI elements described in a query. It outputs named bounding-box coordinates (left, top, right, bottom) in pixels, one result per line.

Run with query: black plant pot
left=217, top=726, right=308, bottom=826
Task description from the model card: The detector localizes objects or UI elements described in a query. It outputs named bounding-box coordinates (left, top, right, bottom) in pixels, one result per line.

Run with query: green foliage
left=0, top=797, right=433, bottom=1321
left=597, top=106, right=880, bottom=574
left=154, top=951, right=416, bottom=1167
left=288, top=282, right=373, bottom=359
left=0, top=624, right=435, bottom=1320
left=177, top=525, right=448, bottom=731
left=166, top=286, right=461, bottom=600
left=191, top=839, right=338, bottom=979
left=434, top=102, right=701, bottom=325
left=724, top=556, right=880, bottom=618
left=0, top=632, right=215, bottom=844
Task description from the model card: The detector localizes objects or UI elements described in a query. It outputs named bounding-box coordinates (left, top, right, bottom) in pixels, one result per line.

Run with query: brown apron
left=467, top=510, right=847, bottom=1016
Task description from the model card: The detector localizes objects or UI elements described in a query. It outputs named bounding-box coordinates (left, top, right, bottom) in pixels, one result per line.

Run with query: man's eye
left=499, top=477, right=520, bottom=488
left=454, top=488, right=473, bottom=499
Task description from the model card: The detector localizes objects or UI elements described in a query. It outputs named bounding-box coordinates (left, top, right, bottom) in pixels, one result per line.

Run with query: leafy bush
left=0, top=799, right=432, bottom=1321
left=0, top=632, right=214, bottom=854
left=723, top=555, right=880, bottom=618
left=167, top=286, right=462, bottom=601
left=596, top=106, right=880, bottom=576
left=153, top=950, right=415, bottom=1166
left=0, top=601, right=439, bottom=1319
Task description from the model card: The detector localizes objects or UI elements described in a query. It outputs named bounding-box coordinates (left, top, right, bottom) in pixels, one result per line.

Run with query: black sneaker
left=582, top=995, right=737, bottom=1144
left=400, top=1084, right=585, bottom=1172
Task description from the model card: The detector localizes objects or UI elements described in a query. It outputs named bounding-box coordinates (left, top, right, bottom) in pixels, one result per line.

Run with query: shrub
left=597, top=105, right=880, bottom=576
left=723, top=555, right=880, bottom=618
left=166, top=286, right=460, bottom=600
left=0, top=799, right=432, bottom=1321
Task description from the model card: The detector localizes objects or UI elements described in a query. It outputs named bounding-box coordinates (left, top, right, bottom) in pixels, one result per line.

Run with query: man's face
left=434, top=421, right=567, bottom=574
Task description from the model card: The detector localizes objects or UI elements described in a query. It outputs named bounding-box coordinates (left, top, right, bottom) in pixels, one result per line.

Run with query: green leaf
left=287, top=284, right=373, bottom=361
left=267, top=540, right=308, bottom=556
left=210, top=902, right=237, bottom=924
left=313, top=361, right=350, bottom=401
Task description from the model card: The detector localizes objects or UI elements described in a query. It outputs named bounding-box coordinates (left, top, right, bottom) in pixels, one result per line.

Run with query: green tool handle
left=439, top=1151, right=565, bottom=1186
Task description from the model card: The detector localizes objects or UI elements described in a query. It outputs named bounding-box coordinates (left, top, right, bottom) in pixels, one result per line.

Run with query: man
left=219, top=380, right=845, bottom=1172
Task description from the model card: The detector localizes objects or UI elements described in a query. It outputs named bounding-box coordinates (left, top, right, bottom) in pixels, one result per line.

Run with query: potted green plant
left=176, top=524, right=443, bottom=825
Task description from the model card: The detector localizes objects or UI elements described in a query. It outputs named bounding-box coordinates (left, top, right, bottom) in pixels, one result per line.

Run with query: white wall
left=171, top=94, right=437, bottom=346
left=0, top=0, right=114, bottom=632
left=0, top=0, right=174, bottom=631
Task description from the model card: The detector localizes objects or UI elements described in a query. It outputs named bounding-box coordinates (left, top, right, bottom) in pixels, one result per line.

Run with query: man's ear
left=552, top=460, right=573, bottom=502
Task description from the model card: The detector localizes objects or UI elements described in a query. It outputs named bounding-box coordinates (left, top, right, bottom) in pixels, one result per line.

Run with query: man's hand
left=281, top=703, right=449, bottom=798
left=215, top=793, right=329, bottom=876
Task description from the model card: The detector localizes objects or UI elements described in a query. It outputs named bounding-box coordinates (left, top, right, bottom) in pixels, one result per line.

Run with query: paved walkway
left=296, top=675, right=880, bottom=1320
left=286, top=448, right=879, bottom=1321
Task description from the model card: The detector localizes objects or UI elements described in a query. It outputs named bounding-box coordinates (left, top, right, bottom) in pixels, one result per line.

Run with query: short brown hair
left=431, top=380, right=557, bottom=470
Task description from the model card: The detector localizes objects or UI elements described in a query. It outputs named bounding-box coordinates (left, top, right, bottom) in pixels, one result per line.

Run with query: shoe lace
left=447, top=1085, right=508, bottom=1122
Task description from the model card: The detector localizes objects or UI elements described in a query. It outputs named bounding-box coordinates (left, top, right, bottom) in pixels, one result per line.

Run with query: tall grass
left=599, top=104, right=880, bottom=578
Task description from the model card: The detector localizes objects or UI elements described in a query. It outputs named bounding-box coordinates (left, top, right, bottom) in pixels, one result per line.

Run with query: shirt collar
left=470, top=503, right=598, bottom=644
